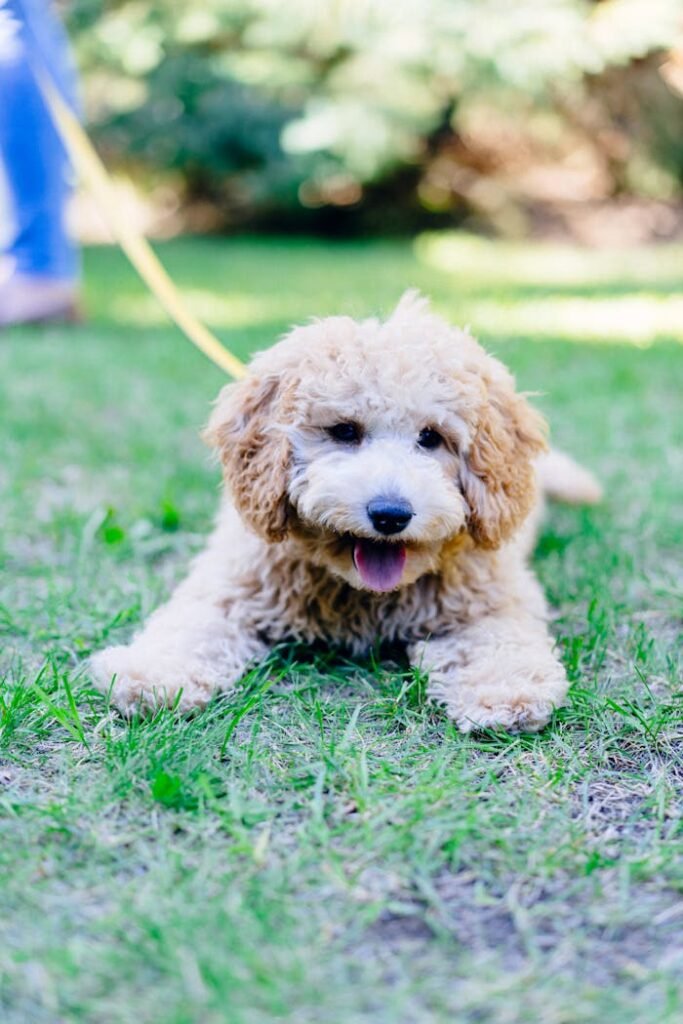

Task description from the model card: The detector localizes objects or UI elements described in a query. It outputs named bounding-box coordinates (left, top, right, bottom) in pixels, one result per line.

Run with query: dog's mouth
left=352, top=539, right=407, bottom=592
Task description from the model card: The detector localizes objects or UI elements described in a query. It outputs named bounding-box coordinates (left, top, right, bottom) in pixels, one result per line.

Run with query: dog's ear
left=204, top=370, right=292, bottom=542
left=460, top=368, right=547, bottom=549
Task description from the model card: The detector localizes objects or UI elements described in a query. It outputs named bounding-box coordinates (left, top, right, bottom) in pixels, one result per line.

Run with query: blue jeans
left=0, top=0, right=80, bottom=280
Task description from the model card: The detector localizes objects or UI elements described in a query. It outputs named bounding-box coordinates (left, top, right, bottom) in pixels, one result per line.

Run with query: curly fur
left=90, top=292, right=601, bottom=733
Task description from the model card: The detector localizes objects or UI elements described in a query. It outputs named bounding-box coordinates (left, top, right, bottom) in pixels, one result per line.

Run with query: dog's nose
left=367, top=498, right=414, bottom=536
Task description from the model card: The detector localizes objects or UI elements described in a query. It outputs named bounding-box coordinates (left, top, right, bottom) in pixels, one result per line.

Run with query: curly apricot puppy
left=91, top=292, right=601, bottom=732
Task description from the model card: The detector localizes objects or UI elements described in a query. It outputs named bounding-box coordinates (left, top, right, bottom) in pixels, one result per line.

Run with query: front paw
left=451, top=695, right=557, bottom=734
left=89, top=644, right=223, bottom=714
left=428, top=656, right=568, bottom=734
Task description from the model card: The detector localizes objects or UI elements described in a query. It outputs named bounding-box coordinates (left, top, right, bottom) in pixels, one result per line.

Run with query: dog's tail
left=536, top=450, right=603, bottom=505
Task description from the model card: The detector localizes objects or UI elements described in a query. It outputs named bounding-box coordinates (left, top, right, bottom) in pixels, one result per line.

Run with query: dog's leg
left=90, top=528, right=269, bottom=714
left=409, top=595, right=568, bottom=734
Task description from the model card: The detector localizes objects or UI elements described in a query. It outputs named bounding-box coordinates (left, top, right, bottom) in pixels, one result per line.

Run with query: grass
left=0, top=232, right=681, bottom=1024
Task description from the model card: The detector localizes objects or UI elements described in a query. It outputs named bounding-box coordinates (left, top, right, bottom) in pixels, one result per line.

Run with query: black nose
left=367, top=498, right=414, bottom=536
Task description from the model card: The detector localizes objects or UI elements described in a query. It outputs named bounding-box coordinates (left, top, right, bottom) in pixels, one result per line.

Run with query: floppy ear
left=203, top=371, right=292, bottom=542
left=460, top=370, right=547, bottom=549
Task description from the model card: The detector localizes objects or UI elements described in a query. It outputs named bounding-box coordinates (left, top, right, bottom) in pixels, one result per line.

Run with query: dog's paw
left=451, top=695, right=557, bottom=734
left=89, top=644, right=222, bottom=715
left=427, top=647, right=568, bottom=735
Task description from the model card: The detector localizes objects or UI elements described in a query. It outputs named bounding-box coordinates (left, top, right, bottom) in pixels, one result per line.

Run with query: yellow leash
left=39, top=73, right=247, bottom=380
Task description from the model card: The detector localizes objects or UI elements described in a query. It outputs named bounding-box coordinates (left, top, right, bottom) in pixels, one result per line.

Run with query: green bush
left=67, top=0, right=683, bottom=230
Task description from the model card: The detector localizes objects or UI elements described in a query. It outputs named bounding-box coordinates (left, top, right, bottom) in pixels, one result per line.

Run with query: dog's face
left=206, top=293, right=546, bottom=592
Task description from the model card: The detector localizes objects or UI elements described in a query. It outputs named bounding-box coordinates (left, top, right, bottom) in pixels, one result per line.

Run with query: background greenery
left=1, top=234, right=681, bottom=1022
left=67, top=0, right=683, bottom=234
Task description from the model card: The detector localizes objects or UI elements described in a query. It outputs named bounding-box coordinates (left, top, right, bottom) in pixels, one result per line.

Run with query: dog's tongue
left=353, top=540, right=407, bottom=592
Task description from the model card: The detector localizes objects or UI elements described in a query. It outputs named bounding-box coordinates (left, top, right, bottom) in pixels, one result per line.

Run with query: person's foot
left=0, top=271, right=82, bottom=326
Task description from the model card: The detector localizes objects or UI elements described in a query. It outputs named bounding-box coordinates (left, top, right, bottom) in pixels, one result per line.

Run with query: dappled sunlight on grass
left=92, top=232, right=683, bottom=348
left=416, top=232, right=683, bottom=345
left=416, top=231, right=683, bottom=290
left=462, top=294, right=683, bottom=346
left=111, top=289, right=269, bottom=329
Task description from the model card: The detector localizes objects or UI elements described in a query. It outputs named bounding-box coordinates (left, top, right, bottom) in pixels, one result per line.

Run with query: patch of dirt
left=357, top=865, right=683, bottom=986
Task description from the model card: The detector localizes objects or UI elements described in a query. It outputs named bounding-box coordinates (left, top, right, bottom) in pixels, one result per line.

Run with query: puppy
left=91, top=292, right=601, bottom=732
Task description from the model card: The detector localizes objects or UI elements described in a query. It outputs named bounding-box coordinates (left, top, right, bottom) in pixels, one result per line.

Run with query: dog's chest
left=243, top=557, right=451, bottom=653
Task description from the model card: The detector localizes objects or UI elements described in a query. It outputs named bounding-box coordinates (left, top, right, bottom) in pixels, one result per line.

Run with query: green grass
left=1, top=233, right=681, bottom=1024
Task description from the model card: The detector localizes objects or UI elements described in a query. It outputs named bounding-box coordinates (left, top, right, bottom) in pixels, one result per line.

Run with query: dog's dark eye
left=417, top=427, right=443, bottom=450
left=327, top=422, right=361, bottom=444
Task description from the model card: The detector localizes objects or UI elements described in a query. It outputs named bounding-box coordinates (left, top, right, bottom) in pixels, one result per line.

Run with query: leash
left=37, top=71, right=247, bottom=380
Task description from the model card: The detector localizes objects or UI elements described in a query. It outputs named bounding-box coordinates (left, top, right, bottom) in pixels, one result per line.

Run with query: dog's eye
left=327, top=422, right=362, bottom=444
left=417, top=427, right=443, bottom=450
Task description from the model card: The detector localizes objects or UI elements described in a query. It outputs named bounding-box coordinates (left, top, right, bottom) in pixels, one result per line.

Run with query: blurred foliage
left=67, top=0, right=683, bottom=233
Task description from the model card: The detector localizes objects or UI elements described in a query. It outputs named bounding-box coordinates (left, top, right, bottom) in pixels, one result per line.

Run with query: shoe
left=0, top=270, right=82, bottom=326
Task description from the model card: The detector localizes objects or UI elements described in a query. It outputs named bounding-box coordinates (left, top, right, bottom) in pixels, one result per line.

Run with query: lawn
left=1, top=233, right=681, bottom=1024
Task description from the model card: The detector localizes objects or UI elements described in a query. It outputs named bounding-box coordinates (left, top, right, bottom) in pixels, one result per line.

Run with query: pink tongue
left=353, top=540, right=407, bottom=592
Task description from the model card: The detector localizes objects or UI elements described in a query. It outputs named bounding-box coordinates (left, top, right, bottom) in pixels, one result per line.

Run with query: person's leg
left=0, top=0, right=80, bottom=321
